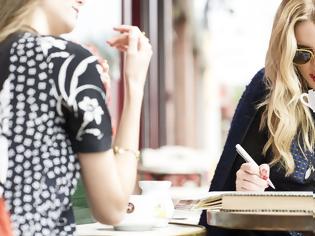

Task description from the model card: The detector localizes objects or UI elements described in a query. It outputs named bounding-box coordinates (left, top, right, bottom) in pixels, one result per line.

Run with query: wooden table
left=207, top=210, right=314, bottom=233
left=76, top=222, right=206, bottom=236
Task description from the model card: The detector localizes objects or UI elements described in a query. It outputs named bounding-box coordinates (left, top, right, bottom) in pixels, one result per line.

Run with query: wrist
left=124, top=79, right=145, bottom=99
left=113, top=146, right=140, bottom=161
left=125, top=75, right=145, bottom=87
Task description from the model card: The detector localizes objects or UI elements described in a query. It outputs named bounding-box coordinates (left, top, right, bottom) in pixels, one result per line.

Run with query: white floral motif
left=39, top=37, right=67, bottom=57
left=76, top=96, right=104, bottom=141
left=78, top=97, right=104, bottom=125
left=39, top=35, right=107, bottom=141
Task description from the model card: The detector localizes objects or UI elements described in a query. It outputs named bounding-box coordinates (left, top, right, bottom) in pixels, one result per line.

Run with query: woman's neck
left=24, top=7, right=55, bottom=36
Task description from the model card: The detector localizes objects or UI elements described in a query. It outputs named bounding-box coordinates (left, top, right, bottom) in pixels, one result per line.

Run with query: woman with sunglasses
left=199, top=0, right=314, bottom=235
left=0, top=0, right=152, bottom=235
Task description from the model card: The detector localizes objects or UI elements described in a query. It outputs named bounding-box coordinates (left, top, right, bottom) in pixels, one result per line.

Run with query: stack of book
left=175, top=191, right=314, bottom=216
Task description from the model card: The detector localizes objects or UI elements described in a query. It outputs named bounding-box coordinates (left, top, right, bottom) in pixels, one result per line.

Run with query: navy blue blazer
left=199, top=69, right=294, bottom=236
left=210, top=68, right=267, bottom=191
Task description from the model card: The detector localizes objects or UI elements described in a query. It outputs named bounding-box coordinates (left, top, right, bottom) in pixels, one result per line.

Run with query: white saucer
left=114, top=223, right=154, bottom=231
left=114, top=218, right=157, bottom=231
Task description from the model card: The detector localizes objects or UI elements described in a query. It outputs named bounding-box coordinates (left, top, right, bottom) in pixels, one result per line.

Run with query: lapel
left=210, top=69, right=267, bottom=191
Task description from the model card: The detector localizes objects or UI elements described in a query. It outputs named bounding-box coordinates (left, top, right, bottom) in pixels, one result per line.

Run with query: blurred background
left=65, top=0, right=281, bottom=224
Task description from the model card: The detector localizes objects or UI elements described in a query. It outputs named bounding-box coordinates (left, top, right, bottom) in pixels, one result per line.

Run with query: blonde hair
left=261, top=0, right=315, bottom=175
left=0, top=0, right=39, bottom=42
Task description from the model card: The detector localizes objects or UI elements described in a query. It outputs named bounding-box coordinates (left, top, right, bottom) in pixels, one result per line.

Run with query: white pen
left=235, top=144, right=276, bottom=189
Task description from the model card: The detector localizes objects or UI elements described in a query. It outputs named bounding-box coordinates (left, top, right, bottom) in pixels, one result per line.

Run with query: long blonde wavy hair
left=0, top=0, right=39, bottom=42
left=261, top=0, right=315, bottom=175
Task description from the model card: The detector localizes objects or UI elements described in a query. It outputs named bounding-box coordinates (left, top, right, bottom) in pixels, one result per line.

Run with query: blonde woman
left=0, top=0, right=152, bottom=235
left=200, top=0, right=315, bottom=235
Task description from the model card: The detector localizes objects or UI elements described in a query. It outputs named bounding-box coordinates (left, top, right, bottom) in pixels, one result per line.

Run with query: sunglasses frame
left=293, top=48, right=315, bottom=65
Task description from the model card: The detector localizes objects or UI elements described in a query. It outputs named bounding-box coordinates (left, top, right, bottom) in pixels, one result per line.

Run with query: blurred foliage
left=72, top=179, right=95, bottom=224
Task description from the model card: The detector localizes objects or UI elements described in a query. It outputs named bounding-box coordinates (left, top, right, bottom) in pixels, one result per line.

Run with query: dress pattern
left=290, top=137, right=315, bottom=184
left=0, top=32, right=112, bottom=236
left=0, top=77, right=11, bottom=196
left=288, top=137, right=315, bottom=236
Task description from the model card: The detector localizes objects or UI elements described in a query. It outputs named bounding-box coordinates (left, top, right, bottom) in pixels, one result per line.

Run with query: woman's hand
left=107, top=25, right=152, bottom=89
left=84, top=44, right=111, bottom=103
left=236, top=163, right=270, bottom=191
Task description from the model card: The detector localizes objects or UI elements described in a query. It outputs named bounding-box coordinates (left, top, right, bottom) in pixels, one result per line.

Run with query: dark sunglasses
left=293, top=48, right=314, bottom=65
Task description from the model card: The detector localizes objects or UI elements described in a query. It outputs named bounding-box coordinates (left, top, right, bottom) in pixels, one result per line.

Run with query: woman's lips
left=309, top=74, right=315, bottom=82
left=72, top=7, right=79, bottom=15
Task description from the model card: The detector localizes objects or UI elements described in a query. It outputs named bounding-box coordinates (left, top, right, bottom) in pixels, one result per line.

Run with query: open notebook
left=175, top=191, right=314, bottom=215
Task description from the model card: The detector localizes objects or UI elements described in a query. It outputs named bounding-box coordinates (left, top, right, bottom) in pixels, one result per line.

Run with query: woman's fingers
left=107, top=33, right=129, bottom=46
left=259, top=164, right=270, bottom=180
left=115, top=45, right=128, bottom=52
left=107, top=25, right=152, bottom=86
left=236, top=178, right=266, bottom=191
left=138, top=35, right=150, bottom=51
left=240, top=162, right=260, bottom=175
left=127, top=28, right=138, bottom=54
left=236, top=163, right=269, bottom=191
left=99, top=59, right=109, bottom=73
left=108, top=26, right=149, bottom=52
left=236, top=168, right=267, bottom=187
left=113, top=25, right=142, bottom=34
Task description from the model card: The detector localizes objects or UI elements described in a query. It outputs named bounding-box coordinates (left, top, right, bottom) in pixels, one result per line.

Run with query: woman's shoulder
left=247, top=68, right=266, bottom=92
left=35, top=34, right=93, bottom=59
left=8, top=32, right=93, bottom=61
left=240, top=68, right=267, bottom=103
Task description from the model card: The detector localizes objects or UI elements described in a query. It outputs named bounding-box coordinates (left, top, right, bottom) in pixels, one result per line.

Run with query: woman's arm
left=78, top=26, right=152, bottom=225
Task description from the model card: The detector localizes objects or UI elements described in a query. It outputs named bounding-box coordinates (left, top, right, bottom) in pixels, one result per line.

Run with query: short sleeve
left=48, top=39, right=112, bottom=153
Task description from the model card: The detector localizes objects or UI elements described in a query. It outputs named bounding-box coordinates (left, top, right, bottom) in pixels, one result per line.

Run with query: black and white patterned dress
left=0, top=31, right=112, bottom=236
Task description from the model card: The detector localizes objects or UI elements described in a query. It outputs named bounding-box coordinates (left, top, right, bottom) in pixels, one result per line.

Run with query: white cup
left=139, top=180, right=174, bottom=228
left=114, top=194, right=157, bottom=231
left=300, top=89, right=315, bottom=112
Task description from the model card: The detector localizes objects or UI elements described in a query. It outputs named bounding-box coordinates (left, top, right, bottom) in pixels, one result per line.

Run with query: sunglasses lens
left=293, top=50, right=312, bottom=64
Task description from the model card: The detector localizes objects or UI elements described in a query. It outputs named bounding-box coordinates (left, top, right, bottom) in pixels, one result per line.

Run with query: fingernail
left=261, top=169, right=267, bottom=176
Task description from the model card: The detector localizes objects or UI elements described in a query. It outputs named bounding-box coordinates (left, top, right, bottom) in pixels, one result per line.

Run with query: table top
left=76, top=222, right=206, bottom=236
left=207, top=210, right=314, bottom=232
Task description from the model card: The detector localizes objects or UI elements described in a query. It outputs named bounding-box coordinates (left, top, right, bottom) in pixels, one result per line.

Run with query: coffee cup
left=300, top=89, right=315, bottom=112
left=139, top=180, right=174, bottom=228
left=113, top=194, right=157, bottom=231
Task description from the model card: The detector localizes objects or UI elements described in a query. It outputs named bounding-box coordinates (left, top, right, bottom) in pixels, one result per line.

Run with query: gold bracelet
left=113, top=146, right=140, bottom=160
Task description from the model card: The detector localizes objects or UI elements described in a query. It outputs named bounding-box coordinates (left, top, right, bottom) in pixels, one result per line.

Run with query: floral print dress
left=0, top=32, right=112, bottom=236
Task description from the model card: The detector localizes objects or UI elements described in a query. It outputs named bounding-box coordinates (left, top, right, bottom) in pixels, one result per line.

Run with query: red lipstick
left=309, top=74, right=315, bottom=82
left=72, top=7, right=79, bottom=14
